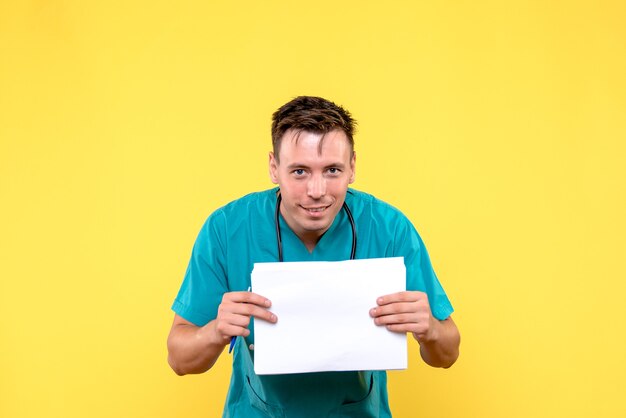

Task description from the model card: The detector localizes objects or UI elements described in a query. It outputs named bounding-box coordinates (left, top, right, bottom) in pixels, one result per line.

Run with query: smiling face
left=269, top=129, right=356, bottom=250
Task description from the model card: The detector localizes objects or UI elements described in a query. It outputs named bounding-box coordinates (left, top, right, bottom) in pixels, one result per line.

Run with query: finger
left=222, top=304, right=277, bottom=323
left=373, top=313, right=418, bottom=326
left=370, top=302, right=421, bottom=317
left=386, top=323, right=428, bottom=334
left=376, top=318, right=429, bottom=334
left=223, top=291, right=272, bottom=308
left=376, top=291, right=424, bottom=306
left=253, top=309, right=278, bottom=323
left=216, top=322, right=252, bottom=339
left=221, top=312, right=251, bottom=328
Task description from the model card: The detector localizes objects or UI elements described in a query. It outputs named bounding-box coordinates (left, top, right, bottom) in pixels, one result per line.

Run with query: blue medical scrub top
left=173, top=188, right=453, bottom=417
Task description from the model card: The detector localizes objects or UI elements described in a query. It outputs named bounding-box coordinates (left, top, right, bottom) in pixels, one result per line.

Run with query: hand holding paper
left=370, top=290, right=437, bottom=342
left=213, top=290, right=276, bottom=346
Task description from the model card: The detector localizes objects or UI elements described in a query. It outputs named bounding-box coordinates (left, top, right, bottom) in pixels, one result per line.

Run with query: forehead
left=278, top=129, right=352, bottom=162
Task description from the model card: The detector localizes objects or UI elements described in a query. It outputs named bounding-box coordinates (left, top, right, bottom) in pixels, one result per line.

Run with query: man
left=167, top=96, right=460, bottom=417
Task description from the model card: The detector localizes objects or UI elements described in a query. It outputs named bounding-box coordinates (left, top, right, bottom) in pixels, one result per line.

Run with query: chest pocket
left=244, top=375, right=286, bottom=417
left=237, top=338, right=286, bottom=417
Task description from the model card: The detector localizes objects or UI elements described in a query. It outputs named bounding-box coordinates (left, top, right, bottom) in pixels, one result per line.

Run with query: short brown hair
left=271, top=96, right=356, bottom=160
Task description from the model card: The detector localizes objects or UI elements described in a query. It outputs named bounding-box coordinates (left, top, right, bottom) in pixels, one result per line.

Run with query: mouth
left=300, top=204, right=331, bottom=216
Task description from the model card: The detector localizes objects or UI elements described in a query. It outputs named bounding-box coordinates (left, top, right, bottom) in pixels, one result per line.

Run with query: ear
left=349, top=151, right=356, bottom=184
left=269, top=152, right=279, bottom=184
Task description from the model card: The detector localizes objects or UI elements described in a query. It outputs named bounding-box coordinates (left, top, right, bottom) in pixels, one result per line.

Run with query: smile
left=301, top=205, right=331, bottom=215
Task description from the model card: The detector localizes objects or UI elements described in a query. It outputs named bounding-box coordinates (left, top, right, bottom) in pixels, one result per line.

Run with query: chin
left=301, top=220, right=331, bottom=233
left=297, top=217, right=331, bottom=233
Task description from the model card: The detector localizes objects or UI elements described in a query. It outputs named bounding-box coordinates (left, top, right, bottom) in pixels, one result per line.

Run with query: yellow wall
left=1, top=1, right=625, bottom=417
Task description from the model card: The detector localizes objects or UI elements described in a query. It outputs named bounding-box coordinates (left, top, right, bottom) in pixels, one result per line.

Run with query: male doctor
left=168, top=96, right=460, bottom=417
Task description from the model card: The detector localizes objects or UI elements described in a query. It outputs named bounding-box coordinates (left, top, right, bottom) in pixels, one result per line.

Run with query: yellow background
left=1, top=1, right=625, bottom=417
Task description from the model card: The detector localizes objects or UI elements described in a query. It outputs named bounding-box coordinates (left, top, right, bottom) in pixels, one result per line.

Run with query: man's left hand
left=369, top=291, right=438, bottom=343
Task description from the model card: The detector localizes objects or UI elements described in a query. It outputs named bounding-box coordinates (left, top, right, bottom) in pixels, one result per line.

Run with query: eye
left=293, top=169, right=305, bottom=176
left=327, top=167, right=340, bottom=175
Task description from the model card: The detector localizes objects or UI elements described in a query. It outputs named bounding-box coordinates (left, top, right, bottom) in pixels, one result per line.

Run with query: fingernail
left=265, top=300, right=271, bottom=307
left=377, top=297, right=384, bottom=304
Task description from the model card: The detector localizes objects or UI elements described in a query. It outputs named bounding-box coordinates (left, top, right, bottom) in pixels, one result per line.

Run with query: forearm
left=415, top=318, right=460, bottom=368
left=167, top=320, right=226, bottom=375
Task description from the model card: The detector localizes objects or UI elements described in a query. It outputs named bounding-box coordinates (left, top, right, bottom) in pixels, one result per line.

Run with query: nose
left=307, top=174, right=326, bottom=199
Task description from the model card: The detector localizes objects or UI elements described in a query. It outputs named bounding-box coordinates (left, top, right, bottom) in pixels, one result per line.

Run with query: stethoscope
left=275, top=193, right=357, bottom=262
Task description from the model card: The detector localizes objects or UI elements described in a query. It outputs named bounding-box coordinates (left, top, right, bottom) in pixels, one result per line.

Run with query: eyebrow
left=286, top=162, right=347, bottom=170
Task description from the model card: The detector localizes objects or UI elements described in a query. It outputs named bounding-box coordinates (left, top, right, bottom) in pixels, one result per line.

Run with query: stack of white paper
left=251, top=257, right=407, bottom=375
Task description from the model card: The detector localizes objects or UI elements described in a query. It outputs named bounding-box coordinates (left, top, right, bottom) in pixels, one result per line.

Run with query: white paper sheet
left=251, top=257, right=407, bottom=375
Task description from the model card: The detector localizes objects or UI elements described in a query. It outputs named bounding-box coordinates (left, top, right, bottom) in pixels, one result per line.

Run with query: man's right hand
left=167, top=291, right=277, bottom=375
left=212, top=291, right=277, bottom=343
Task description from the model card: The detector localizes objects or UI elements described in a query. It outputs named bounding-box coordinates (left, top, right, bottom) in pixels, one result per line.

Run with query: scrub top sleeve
left=397, top=218, right=454, bottom=321
left=172, top=210, right=229, bottom=327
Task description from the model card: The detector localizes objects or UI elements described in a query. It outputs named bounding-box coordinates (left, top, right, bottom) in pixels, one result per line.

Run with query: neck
left=282, top=214, right=326, bottom=253
left=299, top=233, right=321, bottom=253
left=277, top=204, right=327, bottom=254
